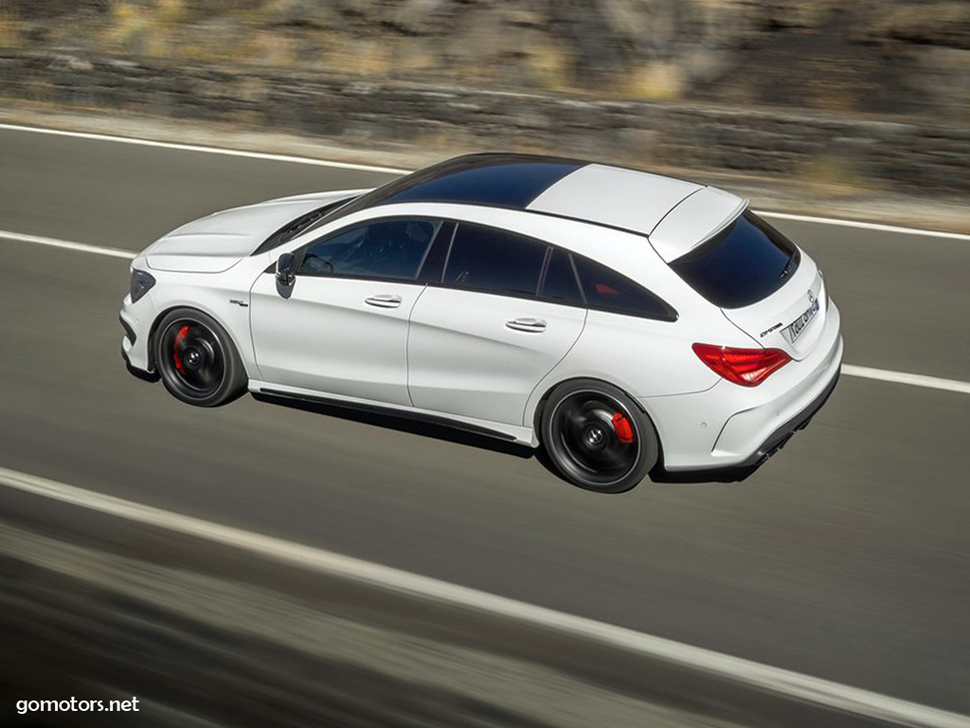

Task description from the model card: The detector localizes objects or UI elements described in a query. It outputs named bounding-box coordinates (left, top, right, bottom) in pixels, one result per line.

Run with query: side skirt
left=249, top=381, right=537, bottom=447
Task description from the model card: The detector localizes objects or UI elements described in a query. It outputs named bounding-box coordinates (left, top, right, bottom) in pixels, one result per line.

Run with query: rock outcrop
left=2, top=0, right=969, bottom=116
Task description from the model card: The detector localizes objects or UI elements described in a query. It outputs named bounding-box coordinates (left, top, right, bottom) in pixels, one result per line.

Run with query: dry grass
left=524, top=40, right=571, bottom=91
left=155, top=0, right=188, bottom=26
left=103, top=2, right=155, bottom=53
left=0, top=14, right=22, bottom=47
left=322, top=36, right=393, bottom=76
left=100, top=0, right=304, bottom=66
left=623, top=62, right=684, bottom=100
left=804, top=154, right=868, bottom=190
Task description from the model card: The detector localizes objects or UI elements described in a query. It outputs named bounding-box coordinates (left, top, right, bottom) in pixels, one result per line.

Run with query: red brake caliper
left=611, top=413, right=635, bottom=444
left=173, top=325, right=190, bottom=373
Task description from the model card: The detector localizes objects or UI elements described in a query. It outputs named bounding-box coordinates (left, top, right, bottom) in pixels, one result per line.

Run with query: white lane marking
left=0, top=122, right=410, bottom=175
left=3, top=122, right=970, bottom=242
left=758, top=211, right=970, bottom=242
left=2, top=229, right=969, bottom=397
left=0, top=466, right=967, bottom=728
left=842, top=365, right=970, bottom=395
left=0, top=229, right=135, bottom=260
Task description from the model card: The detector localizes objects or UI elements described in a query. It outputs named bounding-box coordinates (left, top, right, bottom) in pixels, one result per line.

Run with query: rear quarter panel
left=522, top=301, right=755, bottom=428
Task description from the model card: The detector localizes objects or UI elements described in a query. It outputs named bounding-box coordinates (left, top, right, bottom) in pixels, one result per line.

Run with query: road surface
left=1, top=125, right=968, bottom=726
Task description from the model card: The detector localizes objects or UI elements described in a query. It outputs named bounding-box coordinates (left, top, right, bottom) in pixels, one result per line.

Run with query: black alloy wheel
left=154, top=309, right=247, bottom=407
left=541, top=379, right=658, bottom=493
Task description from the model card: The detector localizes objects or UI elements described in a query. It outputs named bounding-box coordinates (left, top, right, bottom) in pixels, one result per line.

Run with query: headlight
left=130, top=269, right=156, bottom=303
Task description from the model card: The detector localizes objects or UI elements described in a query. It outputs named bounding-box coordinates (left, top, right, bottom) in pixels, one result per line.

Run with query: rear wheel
left=540, top=379, right=657, bottom=493
left=154, top=309, right=247, bottom=407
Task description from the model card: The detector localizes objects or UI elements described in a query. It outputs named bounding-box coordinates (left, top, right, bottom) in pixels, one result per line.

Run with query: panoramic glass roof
left=321, top=154, right=585, bottom=224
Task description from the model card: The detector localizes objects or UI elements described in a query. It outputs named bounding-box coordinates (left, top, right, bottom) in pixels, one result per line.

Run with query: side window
left=444, top=223, right=547, bottom=296
left=572, top=255, right=677, bottom=321
left=539, top=247, right=584, bottom=306
left=300, top=218, right=441, bottom=280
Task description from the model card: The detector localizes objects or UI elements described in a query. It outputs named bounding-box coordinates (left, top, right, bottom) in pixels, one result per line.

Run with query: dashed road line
left=0, top=229, right=135, bottom=260
left=1, top=464, right=968, bottom=728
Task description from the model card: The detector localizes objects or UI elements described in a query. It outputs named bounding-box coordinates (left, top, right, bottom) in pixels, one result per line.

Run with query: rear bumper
left=653, top=365, right=840, bottom=483
left=739, top=368, right=840, bottom=469
left=647, top=300, right=843, bottom=481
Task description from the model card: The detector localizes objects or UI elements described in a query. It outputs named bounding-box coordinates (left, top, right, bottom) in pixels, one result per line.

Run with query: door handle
left=365, top=294, right=403, bottom=309
left=506, top=317, right=547, bottom=333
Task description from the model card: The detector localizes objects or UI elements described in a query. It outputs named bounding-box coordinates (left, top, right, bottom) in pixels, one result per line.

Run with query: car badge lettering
left=760, top=322, right=783, bottom=338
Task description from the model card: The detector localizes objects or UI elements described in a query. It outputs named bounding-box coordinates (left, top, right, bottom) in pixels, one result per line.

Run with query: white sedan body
left=120, top=155, right=842, bottom=483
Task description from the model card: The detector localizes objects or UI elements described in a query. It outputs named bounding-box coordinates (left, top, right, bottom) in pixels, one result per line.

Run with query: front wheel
left=540, top=380, right=658, bottom=493
left=153, top=308, right=247, bottom=407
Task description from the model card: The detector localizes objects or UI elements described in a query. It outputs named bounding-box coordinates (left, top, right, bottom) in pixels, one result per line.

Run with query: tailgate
left=722, top=257, right=827, bottom=360
left=667, top=209, right=828, bottom=360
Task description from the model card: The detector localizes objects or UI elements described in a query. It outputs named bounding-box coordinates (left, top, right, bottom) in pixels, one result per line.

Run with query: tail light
left=692, top=343, right=791, bottom=387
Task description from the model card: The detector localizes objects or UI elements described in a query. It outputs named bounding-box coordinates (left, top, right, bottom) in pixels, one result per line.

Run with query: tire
left=153, top=308, right=247, bottom=407
left=539, top=379, right=658, bottom=493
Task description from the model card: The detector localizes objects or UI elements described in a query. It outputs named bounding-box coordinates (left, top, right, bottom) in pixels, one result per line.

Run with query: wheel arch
left=530, top=375, right=667, bottom=473
left=147, top=303, right=249, bottom=376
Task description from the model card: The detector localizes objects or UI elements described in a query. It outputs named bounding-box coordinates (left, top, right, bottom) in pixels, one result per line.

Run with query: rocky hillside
left=2, top=0, right=969, bottom=118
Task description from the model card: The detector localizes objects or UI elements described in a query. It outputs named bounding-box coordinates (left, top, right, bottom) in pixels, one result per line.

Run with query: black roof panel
left=320, top=154, right=584, bottom=225
left=380, top=154, right=584, bottom=208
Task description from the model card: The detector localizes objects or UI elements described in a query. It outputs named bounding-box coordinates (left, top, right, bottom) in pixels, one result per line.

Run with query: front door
left=250, top=217, right=443, bottom=406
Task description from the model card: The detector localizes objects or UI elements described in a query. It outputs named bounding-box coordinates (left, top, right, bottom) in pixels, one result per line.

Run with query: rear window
left=573, top=255, right=677, bottom=321
left=668, top=211, right=799, bottom=309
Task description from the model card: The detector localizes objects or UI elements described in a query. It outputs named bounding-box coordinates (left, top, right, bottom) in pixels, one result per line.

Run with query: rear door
left=407, top=223, right=586, bottom=426
left=668, top=211, right=828, bottom=359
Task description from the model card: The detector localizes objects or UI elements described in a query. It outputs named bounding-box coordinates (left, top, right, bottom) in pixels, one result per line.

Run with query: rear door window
left=444, top=223, right=547, bottom=296
left=668, top=211, right=799, bottom=309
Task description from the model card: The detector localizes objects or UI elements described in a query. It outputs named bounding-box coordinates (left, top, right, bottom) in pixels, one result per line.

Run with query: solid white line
left=3, top=122, right=970, bottom=241
left=3, top=228, right=968, bottom=396
left=758, top=211, right=970, bottom=242
left=842, top=365, right=970, bottom=395
left=0, top=122, right=410, bottom=175
left=0, top=465, right=966, bottom=728
left=0, top=229, right=135, bottom=260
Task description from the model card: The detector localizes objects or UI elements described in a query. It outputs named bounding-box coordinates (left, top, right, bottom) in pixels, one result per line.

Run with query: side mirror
left=276, top=253, right=296, bottom=287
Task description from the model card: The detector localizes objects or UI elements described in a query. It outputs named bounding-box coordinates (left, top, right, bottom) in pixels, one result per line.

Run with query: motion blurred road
left=1, top=126, right=968, bottom=726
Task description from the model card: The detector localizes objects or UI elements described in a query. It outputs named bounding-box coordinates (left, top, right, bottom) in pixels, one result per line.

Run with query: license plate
left=784, top=296, right=820, bottom=344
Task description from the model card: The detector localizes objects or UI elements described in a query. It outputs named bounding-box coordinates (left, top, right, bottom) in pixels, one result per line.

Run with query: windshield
left=252, top=197, right=362, bottom=256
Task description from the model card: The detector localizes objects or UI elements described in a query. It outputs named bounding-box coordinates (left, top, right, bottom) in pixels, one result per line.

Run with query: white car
left=120, top=154, right=842, bottom=492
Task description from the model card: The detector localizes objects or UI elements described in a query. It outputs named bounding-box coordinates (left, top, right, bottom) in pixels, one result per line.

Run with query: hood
left=145, top=189, right=367, bottom=273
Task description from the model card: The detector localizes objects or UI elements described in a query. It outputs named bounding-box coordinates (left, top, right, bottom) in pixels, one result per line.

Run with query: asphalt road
left=1, top=126, right=969, bottom=722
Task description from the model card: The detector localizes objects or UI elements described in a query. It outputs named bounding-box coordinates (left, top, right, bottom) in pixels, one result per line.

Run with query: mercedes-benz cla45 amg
left=121, top=154, right=842, bottom=492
